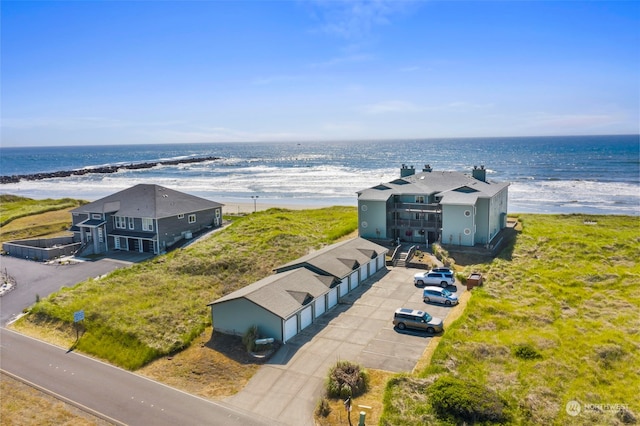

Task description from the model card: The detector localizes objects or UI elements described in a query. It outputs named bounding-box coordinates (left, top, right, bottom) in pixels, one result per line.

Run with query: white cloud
left=310, top=0, right=416, bottom=40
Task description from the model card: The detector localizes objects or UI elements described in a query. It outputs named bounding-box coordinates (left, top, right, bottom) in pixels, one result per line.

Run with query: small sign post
left=73, top=310, right=84, bottom=341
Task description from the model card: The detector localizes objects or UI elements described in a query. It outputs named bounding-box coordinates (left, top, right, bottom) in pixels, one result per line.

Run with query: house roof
left=275, top=237, right=388, bottom=279
left=208, top=237, right=388, bottom=319
left=209, top=268, right=336, bottom=319
left=357, top=170, right=509, bottom=206
left=70, top=184, right=223, bottom=219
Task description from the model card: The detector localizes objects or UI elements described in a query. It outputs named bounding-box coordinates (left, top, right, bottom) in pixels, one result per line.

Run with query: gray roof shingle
left=357, top=170, right=509, bottom=204
left=70, top=184, right=223, bottom=218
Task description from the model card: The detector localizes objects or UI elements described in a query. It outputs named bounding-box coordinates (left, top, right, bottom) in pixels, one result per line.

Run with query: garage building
left=208, top=237, right=388, bottom=343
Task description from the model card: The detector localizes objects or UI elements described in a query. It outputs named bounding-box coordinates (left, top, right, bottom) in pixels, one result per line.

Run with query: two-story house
left=70, top=184, right=223, bottom=255
left=357, top=165, right=509, bottom=247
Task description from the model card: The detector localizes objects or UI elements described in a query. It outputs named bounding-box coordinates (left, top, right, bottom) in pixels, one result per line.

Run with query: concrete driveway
left=225, top=266, right=463, bottom=426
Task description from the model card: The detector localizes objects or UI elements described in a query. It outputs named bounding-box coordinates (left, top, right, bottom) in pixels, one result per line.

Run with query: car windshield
left=441, top=289, right=451, bottom=296
left=423, top=313, right=432, bottom=322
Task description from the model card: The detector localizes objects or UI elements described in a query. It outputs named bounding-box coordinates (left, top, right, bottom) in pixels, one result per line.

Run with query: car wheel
left=445, top=300, right=452, bottom=306
left=397, top=323, right=406, bottom=330
left=417, top=280, right=424, bottom=286
left=424, top=297, right=430, bottom=303
left=440, top=281, right=448, bottom=288
left=426, top=327, right=435, bottom=334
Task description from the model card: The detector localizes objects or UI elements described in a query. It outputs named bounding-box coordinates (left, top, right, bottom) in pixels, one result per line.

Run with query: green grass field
left=381, top=214, right=640, bottom=425
left=17, top=206, right=358, bottom=370
left=4, top=193, right=638, bottom=424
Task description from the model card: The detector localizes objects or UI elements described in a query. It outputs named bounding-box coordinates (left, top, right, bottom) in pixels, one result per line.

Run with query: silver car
left=423, top=286, right=459, bottom=306
left=414, top=271, right=455, bottom=288
left=393, top=308, right=443, bottom=333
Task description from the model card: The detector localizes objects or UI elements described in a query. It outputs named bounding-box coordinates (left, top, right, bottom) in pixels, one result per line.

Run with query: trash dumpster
left=467, top=273, right=483, bottom=290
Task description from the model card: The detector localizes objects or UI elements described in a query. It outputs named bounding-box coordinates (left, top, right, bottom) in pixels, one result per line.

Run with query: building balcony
left=391, top=202, right=441, bottom=213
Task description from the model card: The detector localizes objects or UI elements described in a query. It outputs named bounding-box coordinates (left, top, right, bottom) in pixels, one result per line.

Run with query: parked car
left=393, top=308, right=443, bottom=333
left=423, top=286, right=459, bottom=305
left=414, top=271, right=455, bottom=287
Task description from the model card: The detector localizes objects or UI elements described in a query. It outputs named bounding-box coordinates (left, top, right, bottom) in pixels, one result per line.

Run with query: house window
left=361, top=204, right=368, bottom=212
left=215, top=210, right=220, bottom=218
left=464, top=228, right=471, bottom=235
left=415, top=196, right=425, bottom=203
left=178, top=214, right=184, bottom=219
left=188, top=214, right=196, bottom=224
left=92, top=214, right=101, bottom=219
left=128, top=217, right=135, bottom=229
left=114, top=216, right=126, bottom=229
left=464, top=210, right=471, bottom=217
left=142, top=218, right=153, bottom=231
left=98, top=228, right=104, bottom=243
left=415, top=213, right=421, bottom=220
left=361, top=221, right=368, bottom=228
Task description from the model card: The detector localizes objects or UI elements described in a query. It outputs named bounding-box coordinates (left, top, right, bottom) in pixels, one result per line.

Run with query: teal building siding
left=212, top=298, right=283, bottom=341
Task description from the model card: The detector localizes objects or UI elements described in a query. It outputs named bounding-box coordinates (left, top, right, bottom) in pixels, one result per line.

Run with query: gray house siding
left=442, top=204, right=475, bottom=246
left=357, top=200, right=387, bottom=240
left=212, top=298, right=283, bottom=341
left=475, top=198, right=490, bottom=245
left=71, top=185, right=223, bottom=256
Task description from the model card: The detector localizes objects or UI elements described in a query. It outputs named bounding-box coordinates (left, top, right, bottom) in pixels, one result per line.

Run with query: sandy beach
left=218, top=199, right=352, bottom=215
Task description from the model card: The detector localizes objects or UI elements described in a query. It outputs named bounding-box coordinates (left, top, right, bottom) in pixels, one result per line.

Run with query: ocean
left=1, top=135, right=638, bottom=215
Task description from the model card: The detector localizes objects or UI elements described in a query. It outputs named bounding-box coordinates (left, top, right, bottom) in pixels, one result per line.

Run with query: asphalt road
left=0, top=255, right=277, bottom=425
left=0, top=328, right=272, bottom=426
left=0, top=255, right=129, bottom=325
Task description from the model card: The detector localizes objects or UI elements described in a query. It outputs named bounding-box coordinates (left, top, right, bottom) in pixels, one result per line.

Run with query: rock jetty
left=0, top=156, right=221, bottom=184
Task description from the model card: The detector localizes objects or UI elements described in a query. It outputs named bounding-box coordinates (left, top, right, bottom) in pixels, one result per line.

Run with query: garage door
left=328, top=287, right=338, bottom=308
left=350, top=271, right=359, bottom=289
left=368, top=260, right=376, bottom=276
left=339, top=279, right=348, bottom=297
left=360, top=265, right=369, bottom=281
left=300, top=306, right=313, bottom=330
left=284, top=316, right=297, bottom=343
left=315, top=296, right=326, bottom=317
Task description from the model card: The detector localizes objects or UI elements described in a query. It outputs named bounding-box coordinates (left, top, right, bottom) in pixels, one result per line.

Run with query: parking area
left=225, top=265, right=464, bottom=425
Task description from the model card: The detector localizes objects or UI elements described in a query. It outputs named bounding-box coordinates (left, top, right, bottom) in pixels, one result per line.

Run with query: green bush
left=326, top=360, right=369, bottom=398
left=315, top=397, right=331, bottom=417
left=428, top=375, right=509, bottom=423
left=242, top=325, right=258, bottom=352
left=513, top=343, right=542, bottom=360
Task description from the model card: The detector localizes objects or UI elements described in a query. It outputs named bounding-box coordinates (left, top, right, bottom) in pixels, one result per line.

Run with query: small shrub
left=315, top=397, right=331, bottom=417
left=242, top=325, right=258, bottom=352
left=514, top=343, right=542, bottom=360
left=326, top=360, right=369, bottom=398
left=428, top=375, right=509, bottom=423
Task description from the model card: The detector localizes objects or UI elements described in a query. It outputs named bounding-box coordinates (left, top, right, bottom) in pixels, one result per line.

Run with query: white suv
left=414, top=270, right=455, bottom=288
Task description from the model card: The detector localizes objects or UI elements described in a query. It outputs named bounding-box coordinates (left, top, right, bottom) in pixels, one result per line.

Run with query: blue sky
left=1, top=0, right=639, bottom=147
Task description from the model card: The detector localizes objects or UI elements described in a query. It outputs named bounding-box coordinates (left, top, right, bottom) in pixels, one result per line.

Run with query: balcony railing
left=390, top=219, right=440, bottom=229
left=392, top=202, right=441, bottom=213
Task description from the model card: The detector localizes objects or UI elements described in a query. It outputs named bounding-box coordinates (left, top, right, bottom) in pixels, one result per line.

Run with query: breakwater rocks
left=0, top=156, right=221, bottom=184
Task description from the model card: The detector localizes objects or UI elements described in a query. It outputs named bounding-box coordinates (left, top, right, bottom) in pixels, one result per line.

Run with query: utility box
left=467, top=273, right=483, bottom=290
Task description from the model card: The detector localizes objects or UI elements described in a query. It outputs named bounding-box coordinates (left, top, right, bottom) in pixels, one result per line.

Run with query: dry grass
left=0, top=373, right=111, bottom=426
left=137, top=327, right=266, bottom=399
left=315, top=369, right=395, bottom=426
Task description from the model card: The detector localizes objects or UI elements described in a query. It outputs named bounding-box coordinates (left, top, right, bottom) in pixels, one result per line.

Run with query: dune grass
left=380, top=214, right=640, bottom=425
left=0, top=194, right=86, bottom=228
left=16, top=206, right=358, bottom=370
